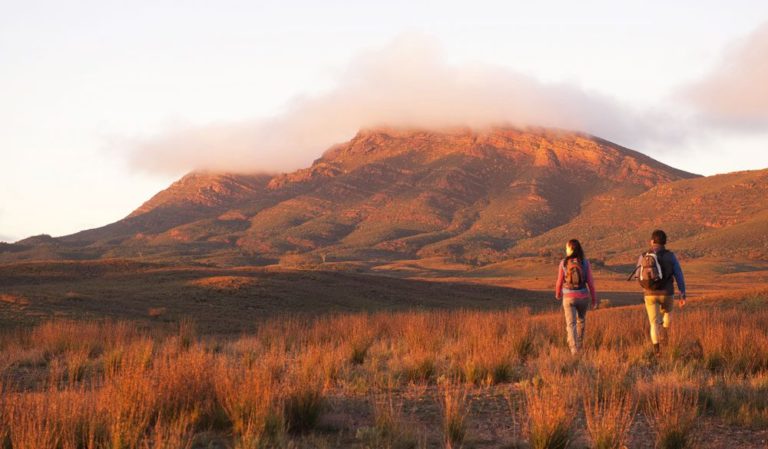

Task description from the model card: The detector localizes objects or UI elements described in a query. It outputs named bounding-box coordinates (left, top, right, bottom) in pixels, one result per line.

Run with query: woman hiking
left=555, top=239, right=597, bottom=355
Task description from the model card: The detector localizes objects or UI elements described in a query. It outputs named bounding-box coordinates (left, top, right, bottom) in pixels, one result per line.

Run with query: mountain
left=509, top=167, right=768, bottom=262
left=6, top=126, right=765, bottom=267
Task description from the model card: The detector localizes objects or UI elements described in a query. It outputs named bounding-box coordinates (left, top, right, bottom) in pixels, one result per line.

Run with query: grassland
left=1, top=287, right=768, bottom=449
left=0, top=260, right=559, bottom=332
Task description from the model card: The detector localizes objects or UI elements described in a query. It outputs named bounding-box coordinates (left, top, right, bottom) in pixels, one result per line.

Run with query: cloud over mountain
left=128, top=35, right=683, bottom=175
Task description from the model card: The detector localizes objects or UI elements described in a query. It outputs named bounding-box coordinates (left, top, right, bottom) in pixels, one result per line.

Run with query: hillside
left=509, top=168, right=768, bottom=262
left=12, top=126, right=765, bottom=268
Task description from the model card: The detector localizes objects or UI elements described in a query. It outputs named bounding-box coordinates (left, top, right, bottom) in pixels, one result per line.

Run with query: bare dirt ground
left=319, top=385, right=768, bottom=449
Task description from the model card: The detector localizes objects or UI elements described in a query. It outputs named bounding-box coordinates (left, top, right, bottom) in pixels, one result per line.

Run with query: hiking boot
left=653, top=343, right=661, bottom=356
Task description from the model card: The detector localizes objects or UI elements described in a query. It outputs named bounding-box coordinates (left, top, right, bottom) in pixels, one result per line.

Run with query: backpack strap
left=627, top=253, right=644, bottom=281
left=656, top=249, right=672, bottom=279
left=639, top=251, right=663, bottom=281
left=562, top=256, right=582, bottom=270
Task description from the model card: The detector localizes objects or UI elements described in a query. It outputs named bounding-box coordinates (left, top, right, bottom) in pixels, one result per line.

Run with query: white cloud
left=682, top=21, right=768, bottom=130
left=128, top=35, right=685, bottom=175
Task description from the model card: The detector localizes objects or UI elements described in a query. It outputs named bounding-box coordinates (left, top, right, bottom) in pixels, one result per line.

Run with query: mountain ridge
left=6, top=126, right=764, bottom=267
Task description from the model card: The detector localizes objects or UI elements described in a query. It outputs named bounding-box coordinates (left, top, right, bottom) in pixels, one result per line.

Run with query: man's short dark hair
left=651, top=229, right=667, bottom=245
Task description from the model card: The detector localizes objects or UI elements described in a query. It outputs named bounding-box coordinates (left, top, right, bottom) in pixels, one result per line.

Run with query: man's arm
left=670, top=252, right=686, bottom=299
left=585, top=260, right=597, bottom=307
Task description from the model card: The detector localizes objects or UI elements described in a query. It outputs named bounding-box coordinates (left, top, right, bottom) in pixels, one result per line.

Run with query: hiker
left=634, top=229, right=687, bottom=355
left=555, top=239, right=597, bottom=355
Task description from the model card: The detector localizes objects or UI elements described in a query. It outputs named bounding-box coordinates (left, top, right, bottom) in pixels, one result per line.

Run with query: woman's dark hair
left=651, top=229, right=667, bottom=245
left=566, top=239, right=585, bottom=262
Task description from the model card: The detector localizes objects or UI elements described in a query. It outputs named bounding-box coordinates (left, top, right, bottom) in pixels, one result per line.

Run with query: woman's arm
left=555, top=260, right=564, bottom=300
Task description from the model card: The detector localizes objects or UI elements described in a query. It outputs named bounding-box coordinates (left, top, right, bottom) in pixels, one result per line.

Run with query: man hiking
left=634, top=229, right=687, bottom=356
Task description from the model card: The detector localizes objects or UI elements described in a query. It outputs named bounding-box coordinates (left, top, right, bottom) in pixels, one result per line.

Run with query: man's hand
left=678, top=293, right=686, bottom=308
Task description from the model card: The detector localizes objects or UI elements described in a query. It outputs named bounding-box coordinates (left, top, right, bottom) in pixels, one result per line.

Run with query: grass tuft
left=583, top=382, right=636, bottom=449
left=524, top=375, right=577, bottom=449
left=439, top=381, right=470, bottom=449
left=645, top=385, right=699, bottom=449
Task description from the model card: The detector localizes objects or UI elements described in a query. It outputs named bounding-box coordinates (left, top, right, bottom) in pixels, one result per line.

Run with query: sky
left=1, top=0, right=767, bottom=242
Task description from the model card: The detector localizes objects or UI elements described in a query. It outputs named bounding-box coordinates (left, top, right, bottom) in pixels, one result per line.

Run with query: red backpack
left=563, top=257, right=585, bottom=290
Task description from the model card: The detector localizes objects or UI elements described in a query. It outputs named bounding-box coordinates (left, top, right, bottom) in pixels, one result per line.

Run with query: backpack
left=563, top=257, right=586, bottom=290
left=638, top=250, right=667, bottom=290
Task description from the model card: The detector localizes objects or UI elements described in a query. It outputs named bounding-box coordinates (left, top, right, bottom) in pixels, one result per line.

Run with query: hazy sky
left=2, top=0, right=768, bottom=242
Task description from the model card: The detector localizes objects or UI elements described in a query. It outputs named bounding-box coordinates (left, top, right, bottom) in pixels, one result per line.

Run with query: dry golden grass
left=644, top=384, right=699, bottom=449
left=141, top=413, right=196, bottom=449
left=5, top=392, right=61, bottom=449
left=0, top=292, right=767, bottom=447
left=438, top=380, right=471, bottom=449
left=523, top=371, right=578, bottom=449
left=359, top=385, right=420, bottom=449
left=0, top=383, right=8, bottom=449
left=583, top=382, right=636, bottom=449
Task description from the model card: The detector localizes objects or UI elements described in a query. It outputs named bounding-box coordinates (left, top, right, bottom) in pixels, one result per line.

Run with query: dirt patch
left=0, top=293, right=30, bottom=306
left=188, top=275, right=257, bottom=291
